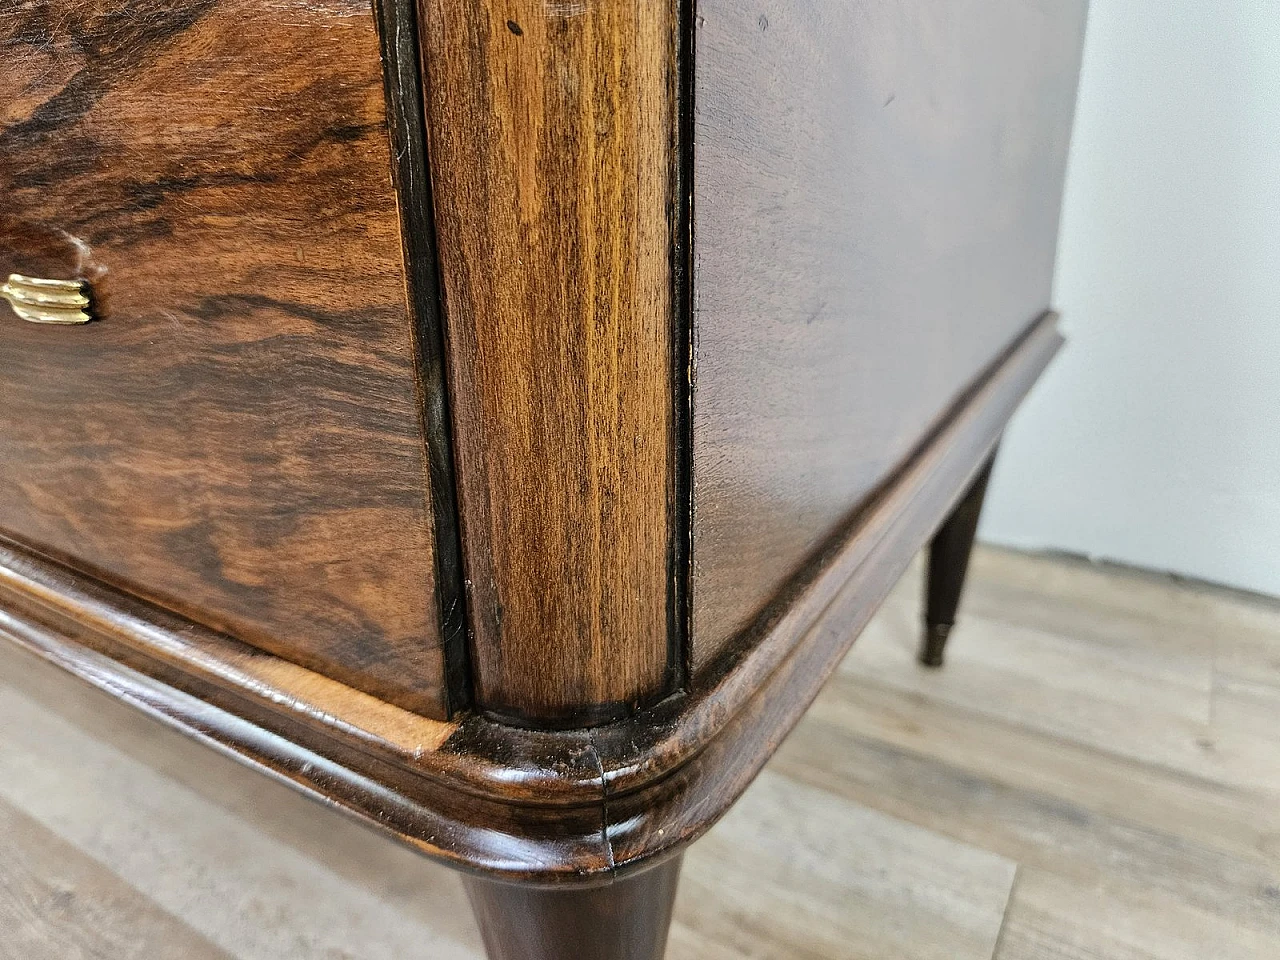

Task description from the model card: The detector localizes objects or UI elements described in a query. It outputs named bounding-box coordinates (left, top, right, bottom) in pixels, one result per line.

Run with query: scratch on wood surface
left=544, top=1, right=586, bottom=18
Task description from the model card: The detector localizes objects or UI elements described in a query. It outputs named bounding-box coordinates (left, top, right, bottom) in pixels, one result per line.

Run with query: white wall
left=981, top=0, right=1280, bottom=597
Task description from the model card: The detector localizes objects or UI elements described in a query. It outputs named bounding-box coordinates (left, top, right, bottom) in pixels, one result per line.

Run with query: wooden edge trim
left=593, top=310, right=1063, bottom=796
left=604, top=314, right=1063, bottom=870
left=0, top=311, right=1060, bottom=881
left=0, top=604, right=612, bottom=884
left=0, top=541, right=457, bottom=758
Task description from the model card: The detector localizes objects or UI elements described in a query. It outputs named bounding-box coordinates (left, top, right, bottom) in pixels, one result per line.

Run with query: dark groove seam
left=667, top=0, right=698, bottom=696
left=372, top=0, right=473, bottom=716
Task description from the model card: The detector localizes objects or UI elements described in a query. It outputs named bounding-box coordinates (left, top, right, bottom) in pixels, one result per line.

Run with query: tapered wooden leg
left=921, top=448, right=998, bottom=667
left=463, top=856, right=683, bottom=960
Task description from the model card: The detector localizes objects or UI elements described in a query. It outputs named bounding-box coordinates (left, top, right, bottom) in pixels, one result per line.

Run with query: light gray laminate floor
left=2, top=546, right=1278, bottom=959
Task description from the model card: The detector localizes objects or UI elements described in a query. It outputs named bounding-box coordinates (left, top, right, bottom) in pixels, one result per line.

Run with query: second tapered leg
left=921, top=448, right=998, bottom=667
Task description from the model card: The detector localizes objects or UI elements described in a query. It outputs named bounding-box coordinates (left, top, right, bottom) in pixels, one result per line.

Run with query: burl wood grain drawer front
left=0, top=1, right=454, bottom=717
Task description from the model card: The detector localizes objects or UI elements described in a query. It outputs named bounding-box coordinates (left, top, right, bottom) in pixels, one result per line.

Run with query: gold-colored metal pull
left=1, top=273, right=93, bottom=324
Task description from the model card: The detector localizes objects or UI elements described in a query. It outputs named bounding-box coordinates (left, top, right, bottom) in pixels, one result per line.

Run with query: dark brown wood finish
left=0, top=0, right=453, bottom=716
left=417, top=0, right=680, bottom=723
left=922, top=448, right=998, bottom=667
left=0, top=313, right=1061, bottom=884
left=689, top=0, right=1089, bottom=671
left=464, top=858, right=683, bottom=960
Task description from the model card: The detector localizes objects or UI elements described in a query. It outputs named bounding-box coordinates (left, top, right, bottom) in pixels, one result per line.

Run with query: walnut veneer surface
left=0, top=0, right=452, bottom=717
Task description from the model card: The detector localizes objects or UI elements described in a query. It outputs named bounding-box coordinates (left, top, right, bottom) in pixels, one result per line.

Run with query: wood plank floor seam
left=989, top=864, right=1022, bottom=960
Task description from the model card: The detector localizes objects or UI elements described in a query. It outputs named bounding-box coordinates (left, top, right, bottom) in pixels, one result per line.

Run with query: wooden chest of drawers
left=0, top=1, right=1087, bottom=956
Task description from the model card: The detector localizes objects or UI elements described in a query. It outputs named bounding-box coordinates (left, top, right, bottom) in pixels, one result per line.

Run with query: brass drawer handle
left=1, top=273, right=93, bottom=324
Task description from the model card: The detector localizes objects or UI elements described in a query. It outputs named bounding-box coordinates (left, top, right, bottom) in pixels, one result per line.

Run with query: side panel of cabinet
left=690, top=0, right=1089, bottom=669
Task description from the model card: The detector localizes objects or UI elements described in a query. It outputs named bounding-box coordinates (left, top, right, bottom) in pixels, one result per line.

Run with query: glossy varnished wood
left=0, top=534, right=459, bottom=761
left=689, top=0, right=1089, bottom=671
left=603, top=319, right=1062, bottom=872
left=418, top=0, right=679, bottom=722
left=0, top=315, right=1061, bottom=885
left=0, top=601, right=615, bottom=883
left=0, top=0, right=451, bottom=716
left=464, top=858, right=682, bottom=960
